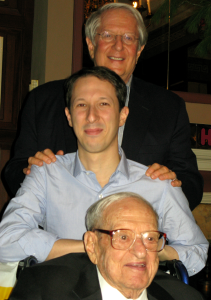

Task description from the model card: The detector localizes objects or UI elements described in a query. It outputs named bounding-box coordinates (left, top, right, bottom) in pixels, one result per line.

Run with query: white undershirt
left=97, top=267, right=148, bottom=300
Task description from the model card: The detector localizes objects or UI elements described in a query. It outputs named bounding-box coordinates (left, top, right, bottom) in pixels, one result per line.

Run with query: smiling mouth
left=109, top=56, right=124, bottom=61
left=126, top=263, right=146, bottom=269
left=84, top=128, right=103, bottom=135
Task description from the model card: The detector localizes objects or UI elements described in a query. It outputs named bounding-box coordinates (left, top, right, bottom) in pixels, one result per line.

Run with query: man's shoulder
left=126, top=158, right=148, bottom=172
left=32, top=79, right=67, bottom=94
left=46, top=152, right=76, bottom=173
left=55, top=152, right=76, bottom=165
left=149, top=270, right=204, bottom=300
left=12, top=253, right=95, bottom=297
left=23, top=78, right=67, bottom=109
left=33, top=253, right=91, bottom=270
left=131, top=77, right=184, bottom=106
left=23, top=253, right=93, bottom=280
left=30, top=153, right=76, bottom=176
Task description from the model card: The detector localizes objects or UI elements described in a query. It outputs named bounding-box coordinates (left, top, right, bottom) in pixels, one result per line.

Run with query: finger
left=145, top=163, right=163, bottom=177
left=158, top=171, right=177, bottom=181
left=56, top=150, right=64, bottom=156
left=147, top=165, right=171, bottom=179
left=171, top=179, right=182, bottom=187
left=34, top=150, right=55, bottom=164
left=23, top=168, right=31, bottom=175
left=28, top=156, right=45, bottom=167
left=41, top=149, right=57, bottom=162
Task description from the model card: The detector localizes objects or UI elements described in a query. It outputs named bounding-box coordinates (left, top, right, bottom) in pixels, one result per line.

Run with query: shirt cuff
left=170, top=244, right=207, bottom=276
left=18, top=229, right=59, bottom=262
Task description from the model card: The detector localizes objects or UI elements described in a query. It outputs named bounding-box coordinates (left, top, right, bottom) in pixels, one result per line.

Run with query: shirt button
left=99, top=194, right=103, bottom=199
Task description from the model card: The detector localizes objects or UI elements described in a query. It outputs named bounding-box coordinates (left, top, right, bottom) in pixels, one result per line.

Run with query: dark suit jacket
left=9, top=253, right=204, bottom=300
left=3, top=77, right=203, bottom=210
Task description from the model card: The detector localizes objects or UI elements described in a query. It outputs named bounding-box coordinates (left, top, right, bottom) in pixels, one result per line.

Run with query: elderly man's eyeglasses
left=97, top=31, right=139, bottom=45
left=93, top=229, right=167, bottom=252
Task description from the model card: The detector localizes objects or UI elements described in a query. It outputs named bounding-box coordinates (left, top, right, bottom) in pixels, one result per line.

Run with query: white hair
left=85, top=192, right=158, bottom=231
left=85, top=3, right=148, bottom=50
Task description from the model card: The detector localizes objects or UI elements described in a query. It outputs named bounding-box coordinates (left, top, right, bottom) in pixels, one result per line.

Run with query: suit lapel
left=72, top=263, right=102, bottom=300
left=122, top=77, right=152, bottom=161
left=147, top=281, right=175, bottom=300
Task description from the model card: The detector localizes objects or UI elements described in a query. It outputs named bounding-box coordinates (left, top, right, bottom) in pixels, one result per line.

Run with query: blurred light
left=133, top=2, right=138, bottom=8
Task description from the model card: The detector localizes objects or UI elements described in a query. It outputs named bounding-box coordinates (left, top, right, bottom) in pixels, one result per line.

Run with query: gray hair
left=85, top=3, right=148, bottom=51
left=85, top=192, right=158, bottom=231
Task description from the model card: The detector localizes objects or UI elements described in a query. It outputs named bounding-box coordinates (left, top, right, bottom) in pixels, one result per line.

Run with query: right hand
left=23, top=149, right=64, bottom=175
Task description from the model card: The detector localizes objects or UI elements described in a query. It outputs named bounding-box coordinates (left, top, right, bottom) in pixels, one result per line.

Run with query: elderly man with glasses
left=3, top=3, right=203, bottom=211
left=10, top=192, right=204, bottom=300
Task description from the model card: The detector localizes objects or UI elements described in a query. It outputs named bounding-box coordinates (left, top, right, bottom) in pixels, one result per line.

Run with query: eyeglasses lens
left=112, top=230, right=165, bottom=252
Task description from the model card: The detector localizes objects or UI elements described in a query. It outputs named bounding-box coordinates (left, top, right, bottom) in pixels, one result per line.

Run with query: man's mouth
left=109, top=56, right=124, bottom=61
left=125, top=263, right=146, bottom=269
left=84, top=128, right=103, bottom=135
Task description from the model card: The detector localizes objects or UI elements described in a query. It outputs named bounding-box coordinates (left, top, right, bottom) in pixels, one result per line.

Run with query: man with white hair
left=10, top=192, right=204, bottom=300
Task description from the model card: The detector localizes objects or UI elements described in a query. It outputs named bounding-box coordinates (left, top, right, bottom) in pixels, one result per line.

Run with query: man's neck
left=78, top=146, right=121, bottom=188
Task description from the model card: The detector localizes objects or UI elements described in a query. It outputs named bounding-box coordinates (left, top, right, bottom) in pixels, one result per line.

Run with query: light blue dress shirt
left=0, top=149, right=208, bottom=276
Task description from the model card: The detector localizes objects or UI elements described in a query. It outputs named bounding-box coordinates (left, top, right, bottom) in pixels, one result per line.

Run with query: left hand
left=145, top=163, right=182, bottom=187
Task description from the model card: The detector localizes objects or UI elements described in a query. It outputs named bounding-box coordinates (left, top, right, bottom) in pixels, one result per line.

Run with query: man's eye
left=103, top=32, right=112, bottom=38
left=77, top=103, right=86, bottom=107
left=147, top=237, right=156, bottom=243
left=120, top=235, right=128, bottom=241
left=100, top=102, right=109, bottom=106
left=124, top=35, right=133, bottom=41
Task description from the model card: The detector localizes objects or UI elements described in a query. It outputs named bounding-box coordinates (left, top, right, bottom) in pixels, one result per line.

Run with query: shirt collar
left=97, top=267, right=148, bottom=300
left=73, top=148, right=129, bottom=180
left=73, top=151, right=86, bottom=177
left=116, top=147, right=130, bottom=179
left=126, top=75, right=133, bottom=87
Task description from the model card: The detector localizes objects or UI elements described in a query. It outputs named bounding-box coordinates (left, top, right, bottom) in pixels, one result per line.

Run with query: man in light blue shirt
left=0, top=66, right=208, bottom=276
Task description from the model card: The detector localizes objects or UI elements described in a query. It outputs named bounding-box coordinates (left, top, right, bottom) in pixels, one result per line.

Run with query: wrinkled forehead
left=99, top=8, right=138, bottom=31
left=101, top=198, right=158, bottom=230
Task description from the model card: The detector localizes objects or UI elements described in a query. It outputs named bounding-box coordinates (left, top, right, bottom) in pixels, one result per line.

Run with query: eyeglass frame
left=96, top=31, right=140, bottom=45
left=93, top=229, right=167, bottom=252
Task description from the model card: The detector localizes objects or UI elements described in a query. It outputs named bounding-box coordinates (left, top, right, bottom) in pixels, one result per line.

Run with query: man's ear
left=86, top=37, right=95, bottom=60
left=84, top=231, right=98, bottom=265
left=65, top=107, right=73, bottom=127
left=119, top=106, right=129, bottom=127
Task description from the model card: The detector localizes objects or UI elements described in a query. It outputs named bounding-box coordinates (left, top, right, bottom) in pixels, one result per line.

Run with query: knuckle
left=163, top=166, right=169, bottom=172
left=43, top=148, right=50, bottom=153
left=35, top=151, right=42, bottom=158
left=28, top=156, right=33, bottom=163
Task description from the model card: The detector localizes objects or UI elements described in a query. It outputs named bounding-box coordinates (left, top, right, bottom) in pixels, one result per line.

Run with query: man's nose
left=86, top=105, right=99, bottom=123
left=113, top=35, right=124, bottom=51
left=129, top=237, right=147, bottom=258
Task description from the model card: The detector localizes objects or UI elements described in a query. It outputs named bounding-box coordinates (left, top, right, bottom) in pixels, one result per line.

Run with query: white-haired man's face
left=85, top=197, right=159, bottom=299
left=86, top=9, right=144, bottom=84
